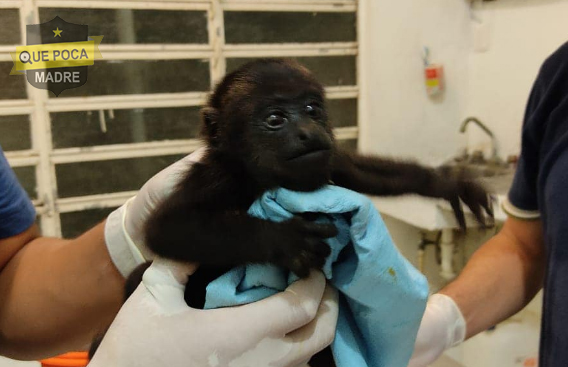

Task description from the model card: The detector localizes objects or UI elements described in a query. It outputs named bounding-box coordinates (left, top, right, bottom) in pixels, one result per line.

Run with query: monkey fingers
left=275, top=218, right=336, bottom=278
left=458, top=181, right=495, bottom=228
left=449, top=197, right=467, bottom=231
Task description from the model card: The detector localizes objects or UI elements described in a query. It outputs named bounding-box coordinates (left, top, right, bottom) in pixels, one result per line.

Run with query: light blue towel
left=204, top=185, right=429, bottom=367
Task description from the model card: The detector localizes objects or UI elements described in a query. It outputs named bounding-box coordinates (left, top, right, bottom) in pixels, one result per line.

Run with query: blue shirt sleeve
left=506, top=81, right=542, bottom=217
left=0, top=146, right=36, bottom=239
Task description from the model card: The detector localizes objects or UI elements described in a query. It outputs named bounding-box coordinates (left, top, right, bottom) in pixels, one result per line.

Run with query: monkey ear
left=201, top=107, right=220, bottom=143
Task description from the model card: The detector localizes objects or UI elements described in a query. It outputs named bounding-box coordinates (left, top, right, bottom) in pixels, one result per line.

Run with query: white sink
left=370, top=171, right=514, bottom=281
left=370, top=171, right=514, bottom=231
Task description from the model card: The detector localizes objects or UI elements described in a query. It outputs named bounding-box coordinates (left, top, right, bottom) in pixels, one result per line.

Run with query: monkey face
left=202, top=59, right=336, bottom=191
left=243, top=88, right=335, bottom=191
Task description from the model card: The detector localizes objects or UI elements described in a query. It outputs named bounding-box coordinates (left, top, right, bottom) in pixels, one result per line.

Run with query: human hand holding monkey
left=88, top=259, right=339, bottom=367
left=104, top=148, right=206, bottom=277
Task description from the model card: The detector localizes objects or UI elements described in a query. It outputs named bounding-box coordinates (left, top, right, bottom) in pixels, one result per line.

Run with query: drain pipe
left=440, top=228, right=456, bottom=280
left=417, top=231, right=442, bottom=274
left=417, top=230, right=456, bottom=281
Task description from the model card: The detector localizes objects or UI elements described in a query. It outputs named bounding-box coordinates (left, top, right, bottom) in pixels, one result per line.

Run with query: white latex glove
left=408, top=294, right=466, bottom=367
left=89, top=259, right=339, bottom=367
left=104, top=148, right=207, bottom=277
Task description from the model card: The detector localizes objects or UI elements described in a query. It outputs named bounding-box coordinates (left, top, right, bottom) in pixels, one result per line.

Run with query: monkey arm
left=144, top=200, right=334, bottom=277
left=331, top=149, right=493, bottom=229
left=141, top=157, right=335, bottom=276
left=146, top=207, right=284, bottom=266
left=331, top=149, right=437, bottom=196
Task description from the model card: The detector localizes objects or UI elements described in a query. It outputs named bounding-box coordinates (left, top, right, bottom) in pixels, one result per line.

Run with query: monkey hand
left=104, top=148, right=207, bottom=278
left=89, top=259, right=339, bottom=367
left=433, top=166, right=494, bottom=230
left=272, top=217, right=337, bottom=278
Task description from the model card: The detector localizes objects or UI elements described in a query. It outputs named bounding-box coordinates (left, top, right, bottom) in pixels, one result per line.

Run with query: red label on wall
left=425, top=68, right=438, bottom=79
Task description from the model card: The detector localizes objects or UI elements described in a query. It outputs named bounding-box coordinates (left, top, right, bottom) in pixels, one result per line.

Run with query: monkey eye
left=304, top=104, right=322, bottom=119
left=265, top=113, right=288, bottom=130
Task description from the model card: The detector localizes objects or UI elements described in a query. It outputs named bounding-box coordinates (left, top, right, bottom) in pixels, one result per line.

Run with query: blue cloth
left=0, top=145, right=35, bottom=239
left=507, top=41, right=568, bottom=367
left=204, top=185, right=428, bottom=367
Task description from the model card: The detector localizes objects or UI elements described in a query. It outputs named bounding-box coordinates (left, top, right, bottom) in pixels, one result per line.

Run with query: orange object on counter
left=40, top=352, right=89, bottom=367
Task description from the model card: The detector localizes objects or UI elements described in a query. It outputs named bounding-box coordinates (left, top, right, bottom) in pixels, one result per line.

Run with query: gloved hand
left=407, top=294, right=466, bottom=367
left=104, top=148, right=206, bottom=277
left=89, top=259, right=339, bottom=367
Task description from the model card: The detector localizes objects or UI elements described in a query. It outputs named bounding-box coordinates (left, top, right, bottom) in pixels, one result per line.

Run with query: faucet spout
left=460, top=117, right=498, bottom=160
left=460, top=117, right=494, bottom=137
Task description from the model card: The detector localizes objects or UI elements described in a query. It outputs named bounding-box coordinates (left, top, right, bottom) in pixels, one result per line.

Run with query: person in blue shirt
left=0, top=147, right=338, bottom=365
left=410, top=42, right=568, bottom=367
left=0, top=154, right=35, bottom=240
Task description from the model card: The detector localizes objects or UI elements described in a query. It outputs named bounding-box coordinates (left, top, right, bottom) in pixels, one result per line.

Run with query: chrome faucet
left=460, top=117, right=498, bottom=161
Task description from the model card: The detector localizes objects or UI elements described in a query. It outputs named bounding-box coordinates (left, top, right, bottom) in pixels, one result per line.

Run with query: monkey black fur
left=90, top=59, right=493, bottom=365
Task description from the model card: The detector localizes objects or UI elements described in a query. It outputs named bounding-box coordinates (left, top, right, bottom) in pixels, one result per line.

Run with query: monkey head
left=201, top=59, right=335, bottom=191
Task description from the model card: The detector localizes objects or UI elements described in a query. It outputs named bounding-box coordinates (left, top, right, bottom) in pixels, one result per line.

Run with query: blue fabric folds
left=204, top=185, right=428, bottom=367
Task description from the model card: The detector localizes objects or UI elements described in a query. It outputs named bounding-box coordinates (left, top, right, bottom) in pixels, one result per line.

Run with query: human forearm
left=440, top=217, right=545, bottom=338
left=0, top=221, right=124, bottom=359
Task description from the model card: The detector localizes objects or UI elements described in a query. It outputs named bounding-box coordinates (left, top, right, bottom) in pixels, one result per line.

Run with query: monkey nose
left=297, top=124, right=318, bottom=142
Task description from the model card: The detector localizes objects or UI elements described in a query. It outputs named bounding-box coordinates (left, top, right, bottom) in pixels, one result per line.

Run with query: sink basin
left=479, top=172, right=515, bottom=196
left=440, top=162, right=510, bottom=177
left=371, top=161, right=516, bottom=231
left=431, top=161, right=516, bottom=225
left=439, top=162, right=515, bottom=196
left=464, top=165, right=507, bottom=178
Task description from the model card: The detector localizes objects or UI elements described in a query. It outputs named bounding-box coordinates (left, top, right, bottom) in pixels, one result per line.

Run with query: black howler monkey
left=144, top=59, right=491, bottom=277
left=91, top=59, right=492, bottom=365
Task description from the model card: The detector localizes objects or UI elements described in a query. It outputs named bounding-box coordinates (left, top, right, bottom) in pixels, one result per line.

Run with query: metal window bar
left=0, top=43, right=358, bottom=62
left=33, top=0, right=356, bottom=12
left=15, top=0, right=60, bottom=235
left=0, top=1, right=21, bottom=8
left=6, top=125, right=358, bottom=165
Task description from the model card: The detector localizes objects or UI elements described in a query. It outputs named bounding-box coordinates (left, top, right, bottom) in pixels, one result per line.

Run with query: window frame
left=0, top=0, right=360, bottom=237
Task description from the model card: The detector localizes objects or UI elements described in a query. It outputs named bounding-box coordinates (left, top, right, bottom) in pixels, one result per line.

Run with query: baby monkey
left=92, top=59, right=493, bottom=365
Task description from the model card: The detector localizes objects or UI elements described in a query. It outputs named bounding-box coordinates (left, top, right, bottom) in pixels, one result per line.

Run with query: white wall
left=359, top=0, right=473, bottom=166
left=360, top=0, right=568, bottom=164
left=465, top=0, right=568, bottom=158
left=360, top=0, right=568, bottom=278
